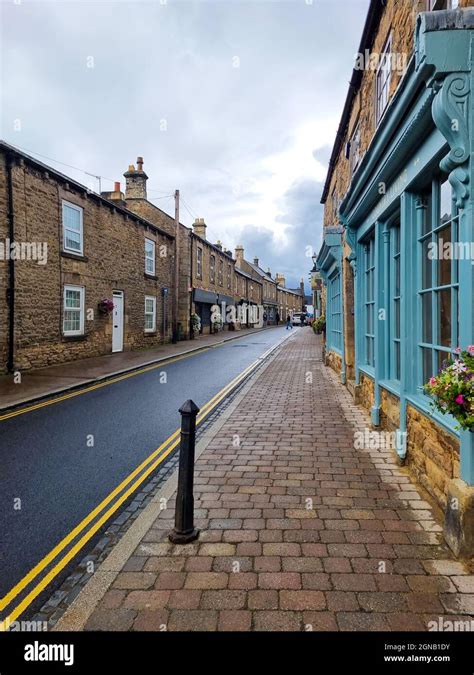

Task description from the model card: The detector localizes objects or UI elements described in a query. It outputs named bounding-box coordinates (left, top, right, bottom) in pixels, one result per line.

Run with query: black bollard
left=169, top=399, right=200, bottom=544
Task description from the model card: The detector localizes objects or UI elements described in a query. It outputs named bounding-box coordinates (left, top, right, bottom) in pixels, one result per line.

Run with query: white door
left=112, top=291, right=124, bottom=352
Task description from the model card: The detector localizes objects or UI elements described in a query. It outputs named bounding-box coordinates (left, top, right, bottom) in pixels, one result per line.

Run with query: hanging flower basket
left=424, top=346, right=474, bottom=431
left=312, top=315, right=326, bottom=335
left=98, top=298, right=114, bottom=315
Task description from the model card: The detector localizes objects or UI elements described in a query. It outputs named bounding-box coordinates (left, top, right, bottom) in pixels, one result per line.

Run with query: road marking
left=0, top=342, right=279, bottom=625
left=0, top=348, right=212, bottom=422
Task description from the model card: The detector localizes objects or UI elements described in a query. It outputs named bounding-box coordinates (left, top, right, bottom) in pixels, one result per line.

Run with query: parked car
left=291, top=312, right=307, bottom=326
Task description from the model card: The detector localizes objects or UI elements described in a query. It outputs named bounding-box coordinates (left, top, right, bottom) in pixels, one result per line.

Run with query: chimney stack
left=267, top=267, right=272, bottom=278
left=235, top=245, right=244, bottom=267
left=275, top=273, right=285, bottom=287
left=101, top=180, right=125, bottom=205
left=253, top=257, right=259, bottom=266
left=193, top=217, right=207, bottom=240
left=124, top=156, right=148, bottom=200
left=215, top=240, right=223, bottom=251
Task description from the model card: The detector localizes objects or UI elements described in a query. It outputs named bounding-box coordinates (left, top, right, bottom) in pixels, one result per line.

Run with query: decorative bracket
left=432, top=73, right=470, bottom=208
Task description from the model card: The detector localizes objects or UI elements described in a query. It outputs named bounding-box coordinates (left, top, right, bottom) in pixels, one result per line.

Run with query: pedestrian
left=276, top=312, right=280, bottom=325
left=286, top=314, right=292, bottom=330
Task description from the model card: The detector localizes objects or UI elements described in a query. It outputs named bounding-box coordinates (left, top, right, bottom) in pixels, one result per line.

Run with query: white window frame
left=145, top=238, right=155, bottom=276
left=375, top=35, right=392, bottom=125
left=145, top=295, right=156, bottom=332
left=63, top=284, right=85, bottom=336
left=62, top=200, right=84, bottom=256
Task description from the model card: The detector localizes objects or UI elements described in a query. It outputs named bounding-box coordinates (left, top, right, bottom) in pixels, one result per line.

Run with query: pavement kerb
left=0, top=325, right=280, bottom=415
left=52, top=330, right=295, bottom=631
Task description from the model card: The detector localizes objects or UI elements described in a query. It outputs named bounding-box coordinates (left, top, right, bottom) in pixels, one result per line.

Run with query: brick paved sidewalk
left=83, top=329, right=473, bottom=632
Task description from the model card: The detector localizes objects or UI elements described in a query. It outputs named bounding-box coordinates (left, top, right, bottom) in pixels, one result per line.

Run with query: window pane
left=394, top=298, right=400, bottom=338
left=65, top=289, right=81, bottom=308
left=65, top=230, right=81, bottom=251
left=421, top=293, right=432, bottom=343
left=421, top=238, right=432, bottom=289
left=395, top=341, right=400, bottom=380
left=63, top=205, right=81, bottom=231
left=440, top=179, right=453, bottom=225
left=437, top=224, right=451, bottom=286
left=438, top=288, right=451, bottom=347
left=437, top=350, right=449, bottom=375
left=421, top=194, right=432, bottom=235
left=422, top=347, right=433, bottom=383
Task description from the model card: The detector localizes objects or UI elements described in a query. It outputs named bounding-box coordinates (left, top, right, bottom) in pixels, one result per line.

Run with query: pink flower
left=468, top=345, right=474, bottom=356
left=429, top=377, right=437, bottom=386
left=454, top=347, right=461, bottom=354
left=455, top=394, right=465, bottom=405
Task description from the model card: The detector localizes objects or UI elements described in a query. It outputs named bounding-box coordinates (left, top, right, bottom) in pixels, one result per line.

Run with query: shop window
left=418, top=178, right=459, bottom=388
left=328, top=270, right=342, bottom=353
left=363, top=233, right=376, bottom=367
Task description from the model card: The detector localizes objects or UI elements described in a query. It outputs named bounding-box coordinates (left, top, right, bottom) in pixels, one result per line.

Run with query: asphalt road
left=0, top=327, right=290, bottom=618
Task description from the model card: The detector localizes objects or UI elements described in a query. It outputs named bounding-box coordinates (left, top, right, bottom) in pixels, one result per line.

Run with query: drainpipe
left=6, top=153, right=15, bottom=373
left=340, top=243, right=346, bottom=385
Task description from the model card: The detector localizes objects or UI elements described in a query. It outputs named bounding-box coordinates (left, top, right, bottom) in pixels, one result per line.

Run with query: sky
left=1, top=0, right=369, bottom=291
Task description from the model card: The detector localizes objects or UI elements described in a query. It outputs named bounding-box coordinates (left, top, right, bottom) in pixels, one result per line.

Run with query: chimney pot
left=128, top=164, right=135, bottom=172
left=137, top=156, right=144, bottom=171
left=114, top=181, right=121, bottom=192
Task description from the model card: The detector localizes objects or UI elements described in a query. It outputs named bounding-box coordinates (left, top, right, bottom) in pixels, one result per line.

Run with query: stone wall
left=121, top=197, right=192, bottom=337
left=1, top=151, right=174, bottom=372
left=323, top=0, right=430, bottom=228
left=325, top=349, right=342, bottom=374
left=380, top=386, right=400, bottom=431
left=406, top=405, right=460, bottom=509
left=358, top=372, right=375, bottom=411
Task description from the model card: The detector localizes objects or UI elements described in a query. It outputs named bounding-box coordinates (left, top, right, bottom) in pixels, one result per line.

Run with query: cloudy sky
left=1, top=0, right=369, bottom=290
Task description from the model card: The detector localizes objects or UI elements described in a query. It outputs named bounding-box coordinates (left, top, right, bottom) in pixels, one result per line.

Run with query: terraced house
left=0, top=143, right=174, bottom=373
left=317, top=0, right=474, bottom=555
left=0, top=147, right=279, bottom=372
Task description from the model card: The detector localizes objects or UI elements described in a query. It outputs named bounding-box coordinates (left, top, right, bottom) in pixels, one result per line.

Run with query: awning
left=194, top=288, right=218, bottom=304
left=217, top=293, right=235, bottom=306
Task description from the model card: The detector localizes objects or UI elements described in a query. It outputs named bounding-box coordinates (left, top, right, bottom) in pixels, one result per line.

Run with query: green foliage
left=312, top=315, right=326, bottom=334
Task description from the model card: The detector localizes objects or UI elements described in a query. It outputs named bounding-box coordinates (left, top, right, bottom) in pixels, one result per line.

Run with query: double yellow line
left=0, top=347, right=269, bottom=630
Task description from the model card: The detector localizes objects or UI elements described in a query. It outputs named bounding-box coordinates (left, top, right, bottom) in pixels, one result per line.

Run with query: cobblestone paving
left=85, top=330, right=474, bottom=631
left=34, top=349, right=274, bottom=628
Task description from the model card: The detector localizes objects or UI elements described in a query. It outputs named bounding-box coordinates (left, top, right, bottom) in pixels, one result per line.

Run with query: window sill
left=63, top=334, right=87, bottom=342
left=144, top=331, right=157, bottom=336
left=144, top=273, right=158, bottom=281
left=379, top=379, right=400, bottom=398
left=61, top=251, right=88, bottom=262
left=358, top=364, right=375, bottom=379
left=406, top=393, right=460, bottom=437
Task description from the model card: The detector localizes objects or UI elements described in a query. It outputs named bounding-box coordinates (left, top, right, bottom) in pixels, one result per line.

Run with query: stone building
left=275, top=273, right=305, bottom=321
left=0, top=142, right=174, bottom=373
left=189, top=219, right=236, bottom=334
left=234, top=267, right=263, bottom=328
left=316, top=0, right=474, bottom=555
left=234, top=247, right=280, bottom=324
